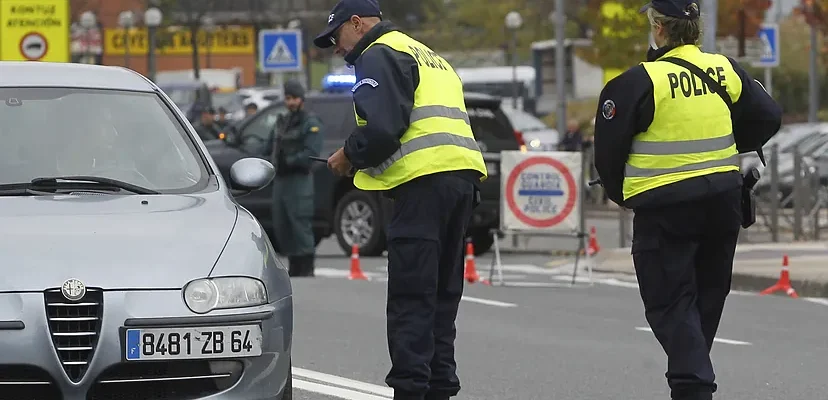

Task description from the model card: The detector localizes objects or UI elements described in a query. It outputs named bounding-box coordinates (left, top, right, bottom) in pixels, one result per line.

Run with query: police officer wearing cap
left=270, top=79, right=324, bottom=277
left=313, top=1, right=487, bottom=399
left=593, top=1, right=781, bottom=399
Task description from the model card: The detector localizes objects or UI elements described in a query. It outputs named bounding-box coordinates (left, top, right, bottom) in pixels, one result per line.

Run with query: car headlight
left=183, top=277, right=267, bottom=314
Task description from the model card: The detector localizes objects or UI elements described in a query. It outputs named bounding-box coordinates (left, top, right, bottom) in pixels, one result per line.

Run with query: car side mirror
left=229, top=157, right=275, bottom=195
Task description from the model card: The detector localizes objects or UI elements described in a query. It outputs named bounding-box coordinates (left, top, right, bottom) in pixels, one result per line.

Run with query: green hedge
left=744, top=66, right=828, bottom=121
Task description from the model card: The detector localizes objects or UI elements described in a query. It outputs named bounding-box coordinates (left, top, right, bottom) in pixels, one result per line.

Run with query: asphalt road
left=287, top=238, right=828, bottom=400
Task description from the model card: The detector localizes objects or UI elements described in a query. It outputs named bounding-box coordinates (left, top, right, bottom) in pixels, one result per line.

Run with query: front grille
left=86, top=360, right=242, bottom=400
left=45, top=288, right=103, bottom=382
left=0, top=365, right=62, bottom=400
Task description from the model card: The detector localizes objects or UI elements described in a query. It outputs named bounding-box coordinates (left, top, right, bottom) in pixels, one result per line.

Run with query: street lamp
left=504, top=11, right=522, bottom=110
left=201, top=16, right=216, bottom=69
left=79, top=11, right=96, bottom=64
left=118, top=10, right=135, bottom=68
left=144, top=7, right=162, bottom=82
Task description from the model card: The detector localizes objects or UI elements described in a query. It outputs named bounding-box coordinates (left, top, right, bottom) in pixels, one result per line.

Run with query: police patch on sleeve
left=601, top=99, right=616, bottom=120
left=351, top=78, right=378, bottom=93
left=310, top=126, right=320, bottom=133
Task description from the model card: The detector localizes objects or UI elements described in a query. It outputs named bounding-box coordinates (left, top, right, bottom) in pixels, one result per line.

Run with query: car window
left=466, top=105, right=518, bottom=152
left=501, top=106, right=548, bottom=131
left=239, top=105, right=288, bottom=155
left=212, top=93, right=244, bottom=113
left=306, top=98, right=354, bottom=140
left=0, top=87, right=208, bottom=193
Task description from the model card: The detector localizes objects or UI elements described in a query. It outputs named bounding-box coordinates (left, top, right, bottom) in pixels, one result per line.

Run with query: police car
left=205, top=73, right=522, bottom=256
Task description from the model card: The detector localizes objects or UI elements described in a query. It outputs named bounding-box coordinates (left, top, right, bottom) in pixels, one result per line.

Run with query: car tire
left=334, top=190, right=386, bottom=257
left=470, top=230, right=495, bottom=256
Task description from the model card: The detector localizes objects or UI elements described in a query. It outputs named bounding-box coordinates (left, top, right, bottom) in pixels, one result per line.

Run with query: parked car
left=501, top=106, right=558, bottom=151
left=206, top=91, right=520, bottom=256
left=0, top=61, right=293, bottom=399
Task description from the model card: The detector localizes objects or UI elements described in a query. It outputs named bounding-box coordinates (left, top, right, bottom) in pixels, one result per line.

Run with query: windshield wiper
left=25, top=176, right=159, bottom=195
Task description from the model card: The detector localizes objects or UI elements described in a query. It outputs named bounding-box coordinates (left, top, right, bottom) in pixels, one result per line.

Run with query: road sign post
left=752, top=23, right=780, bottom=96
left=258, top=29, right=303, bottom=86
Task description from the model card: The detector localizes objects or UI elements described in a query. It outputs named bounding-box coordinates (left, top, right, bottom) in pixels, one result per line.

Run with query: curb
left=591, top=268, right=828, bottom=298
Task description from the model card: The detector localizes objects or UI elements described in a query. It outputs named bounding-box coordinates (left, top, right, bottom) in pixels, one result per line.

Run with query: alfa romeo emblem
left=61, top=279, right=86, bottom=301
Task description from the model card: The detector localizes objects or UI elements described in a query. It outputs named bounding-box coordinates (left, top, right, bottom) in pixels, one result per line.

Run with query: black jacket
left=593, top=45, right=782, bottom=209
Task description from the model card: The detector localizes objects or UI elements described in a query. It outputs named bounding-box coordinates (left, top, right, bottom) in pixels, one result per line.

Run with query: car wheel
left=334, top=190, right=386, bottom=256
left=470, top=230, right=495, bottom=256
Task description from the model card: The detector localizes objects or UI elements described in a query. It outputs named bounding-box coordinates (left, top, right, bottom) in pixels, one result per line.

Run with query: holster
left=741, top=182, right=757, bottom=229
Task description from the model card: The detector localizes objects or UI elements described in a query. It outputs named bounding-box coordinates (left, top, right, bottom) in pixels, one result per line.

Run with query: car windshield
left=212, top=92, right=244, bottom=113
left=501, top=107, right=548, bottom=132
left=0, top=87, right=208, bottom=193
left=159, top=87, right=197, bottom=107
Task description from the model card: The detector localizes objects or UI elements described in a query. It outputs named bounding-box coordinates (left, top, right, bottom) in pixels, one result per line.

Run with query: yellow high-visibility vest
left=624, top=45, right=743, bottom=200
left=351, top=31, right=488, bottom=191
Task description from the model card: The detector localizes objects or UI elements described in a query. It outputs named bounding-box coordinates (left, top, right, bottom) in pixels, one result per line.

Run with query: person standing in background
left=270, top=80, right=324, bottom=277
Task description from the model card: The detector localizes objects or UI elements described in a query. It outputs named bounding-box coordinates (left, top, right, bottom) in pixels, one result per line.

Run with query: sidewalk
left=585, top=242, right=828, bottom=297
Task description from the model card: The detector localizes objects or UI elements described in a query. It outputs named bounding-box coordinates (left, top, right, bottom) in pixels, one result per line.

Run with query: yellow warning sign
left=105, top=26, right=255, bottom=56
left=0, top=0, right=70, bottom=62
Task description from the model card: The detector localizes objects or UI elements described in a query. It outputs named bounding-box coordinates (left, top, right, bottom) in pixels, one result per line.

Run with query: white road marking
left=294, top=379, right=391, bottom=399
left=461, top=295, right=517, bottom=307
left=634, top=326, right=752, bottom=345
left=293, top=367, right=393, bottom=398
left=804, top=297, right=828, bottom=306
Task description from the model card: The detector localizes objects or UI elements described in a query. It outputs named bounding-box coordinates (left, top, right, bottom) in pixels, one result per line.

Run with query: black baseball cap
left=313, top=0, right=382, bottom=49
left=639, top=0, right=700, bottom=19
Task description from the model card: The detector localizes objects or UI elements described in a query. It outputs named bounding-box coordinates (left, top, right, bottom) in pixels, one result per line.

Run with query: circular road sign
left=20, top=32, right=48, bottom=61
left=505, top=156, right=578, bottom=229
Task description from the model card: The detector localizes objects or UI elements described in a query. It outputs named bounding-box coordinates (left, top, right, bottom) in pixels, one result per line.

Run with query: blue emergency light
left=322, top=73, right=356, bottom=92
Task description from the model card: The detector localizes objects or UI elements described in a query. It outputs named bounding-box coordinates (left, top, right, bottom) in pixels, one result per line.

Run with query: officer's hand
left=327, top=147, right=354, bottom=177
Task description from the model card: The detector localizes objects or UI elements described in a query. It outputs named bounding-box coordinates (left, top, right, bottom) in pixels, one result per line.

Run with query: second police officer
left=593, top=0, right=782, bottom=399
left=314, top=0, right=488, bottom=399
left=270, top=79, right=324, bottom=277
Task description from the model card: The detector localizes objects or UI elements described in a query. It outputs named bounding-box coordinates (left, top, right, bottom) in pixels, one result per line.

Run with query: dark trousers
left=631, top=187, right=742, bottom=400
left=384, top=173, right=477, bottom=400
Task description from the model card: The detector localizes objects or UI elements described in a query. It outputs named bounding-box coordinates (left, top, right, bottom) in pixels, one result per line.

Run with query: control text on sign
left=0, top=0, right=70, bottom=62
left=125, top=325, right=263, bottom=361
left=5, top=4, right=61, bottom=27
left=520, top=172, right=562, bottom=214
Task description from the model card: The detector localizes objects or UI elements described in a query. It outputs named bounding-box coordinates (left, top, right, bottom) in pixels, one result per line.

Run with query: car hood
left=0, top=191, right=237, bottom=292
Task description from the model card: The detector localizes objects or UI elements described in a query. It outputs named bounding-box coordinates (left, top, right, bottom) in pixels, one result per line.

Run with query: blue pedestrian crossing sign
left=259, top=29, right=303, bottom=72
left=755, top=23, right=779, bottom=68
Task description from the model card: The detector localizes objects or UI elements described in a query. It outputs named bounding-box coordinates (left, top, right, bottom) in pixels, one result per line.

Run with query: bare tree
left=161, top=0, right=217, bottom=80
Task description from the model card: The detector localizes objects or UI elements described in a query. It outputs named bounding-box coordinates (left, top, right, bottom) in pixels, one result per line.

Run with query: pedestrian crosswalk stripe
left=267, top=38, right=295, bottom=64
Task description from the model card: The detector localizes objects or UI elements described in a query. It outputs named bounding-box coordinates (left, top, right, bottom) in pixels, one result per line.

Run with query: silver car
left=0, top=62, right=293, bottom=399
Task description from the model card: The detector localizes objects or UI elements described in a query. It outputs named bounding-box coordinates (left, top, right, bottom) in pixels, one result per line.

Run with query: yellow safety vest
left=623, top=45, right=743, bottom=200
left=351, top=31, right=488, bottom=191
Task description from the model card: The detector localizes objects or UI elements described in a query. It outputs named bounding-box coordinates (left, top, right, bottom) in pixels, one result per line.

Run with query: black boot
left=297, top=254, right=315, bottom=277
left=287, top=257, right=301, bottom=277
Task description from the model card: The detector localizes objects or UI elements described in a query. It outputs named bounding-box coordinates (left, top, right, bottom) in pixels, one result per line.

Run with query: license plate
left=125, top=325, right=263, bottom=361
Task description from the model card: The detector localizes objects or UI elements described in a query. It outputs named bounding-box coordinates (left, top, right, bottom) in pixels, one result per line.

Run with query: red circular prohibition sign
left=506, top=156, right=577, bottom=228
left=19, top=32, right=48, bottom=61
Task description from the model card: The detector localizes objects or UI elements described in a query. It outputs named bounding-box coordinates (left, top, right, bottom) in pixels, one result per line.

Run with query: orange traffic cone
left=759, top=254, right=798, bottom=298
left=464, top=240, right=481, bottom=283
left=587, top=226, right=601, bottom=256
left=348, top=244, right=368, bottom=281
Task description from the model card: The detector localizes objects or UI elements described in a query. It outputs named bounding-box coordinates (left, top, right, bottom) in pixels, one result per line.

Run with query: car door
left=303, top=96, right=356, bottom=232
left=466, top=102, right=520, bottom=207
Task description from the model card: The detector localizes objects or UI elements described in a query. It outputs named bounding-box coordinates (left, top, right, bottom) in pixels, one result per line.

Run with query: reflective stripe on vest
left=351, top=31, right=488, bottom=191
left=622, top=45, right=742, bottom=200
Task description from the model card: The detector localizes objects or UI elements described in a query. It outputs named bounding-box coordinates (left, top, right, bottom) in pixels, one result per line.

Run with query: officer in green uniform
left=271, top=79, right=323, bottom=277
